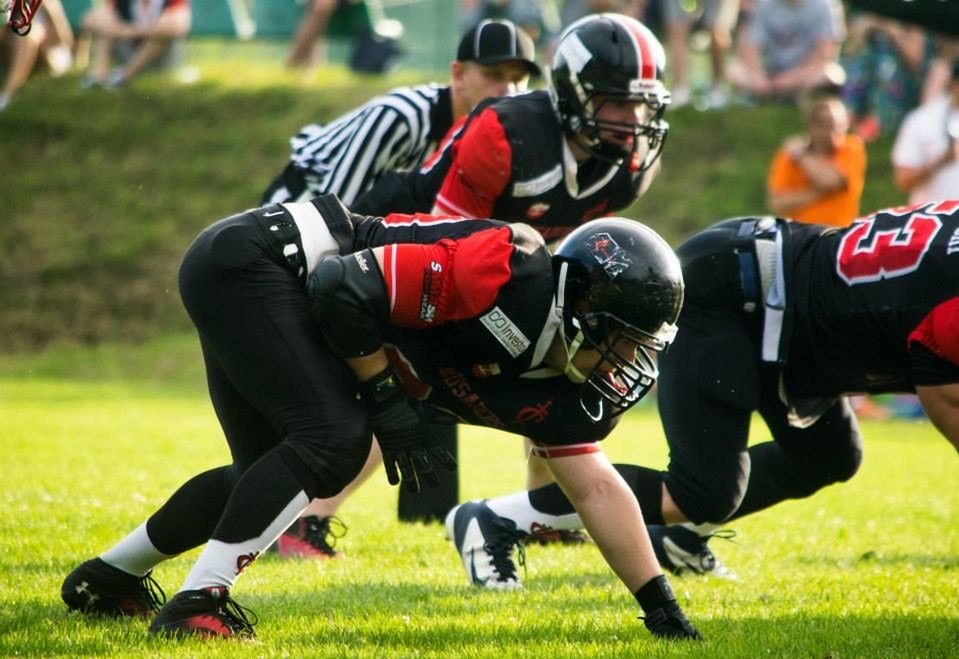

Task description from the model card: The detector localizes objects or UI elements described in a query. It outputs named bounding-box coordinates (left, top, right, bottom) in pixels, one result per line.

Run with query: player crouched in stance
left=447, top=201, right=959, bottom=585
left=60, top=195, right=700, bottom=640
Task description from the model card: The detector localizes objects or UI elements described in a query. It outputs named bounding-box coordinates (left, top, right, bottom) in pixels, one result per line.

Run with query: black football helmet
left=553, top=218, right=683, bottom=418
left=549, top=13, right=670, bottom=167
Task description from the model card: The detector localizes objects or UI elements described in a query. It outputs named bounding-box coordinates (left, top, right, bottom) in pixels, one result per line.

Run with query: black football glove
left=361, top=367, right=457, bottom=493
left=641, top=600, right=701, bottom=640
left=635, top=575, right=702, bottom=640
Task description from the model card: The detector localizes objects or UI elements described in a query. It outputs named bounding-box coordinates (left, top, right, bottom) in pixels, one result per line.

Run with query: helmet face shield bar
left=578, top=312, right=669, bottom=418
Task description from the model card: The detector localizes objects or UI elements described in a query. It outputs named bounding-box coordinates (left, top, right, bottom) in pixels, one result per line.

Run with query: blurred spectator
left=662, top=0, right=739, bottom=108
left=460, top=0, right=552, bottom=46
left=921, top=36, right=959, bottom=103
left=78, top=0, right=191, bottom=88
left=767, top=92, right=866, bottom=225
left=841, top=12, right=930, bottom=142
left=0, top=0, right=73, bottom=110
left=728, top=0, right=845, bottom=101
left=287, top=0, right=382, bottom=70
left=560, top=0, right=648, bottom=25
left=891, top=57, right=959, bottom=206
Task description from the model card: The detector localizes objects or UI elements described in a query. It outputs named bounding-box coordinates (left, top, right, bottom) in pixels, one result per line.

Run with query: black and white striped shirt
left=265, top=84, right=453, bottom=206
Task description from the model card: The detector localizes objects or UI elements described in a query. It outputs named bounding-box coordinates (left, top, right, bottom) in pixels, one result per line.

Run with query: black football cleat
left=61, top=557, right=166, bottom=617
left=148, top=587, right=257, bottom=638
left=647, top=524, right=738, bottom=579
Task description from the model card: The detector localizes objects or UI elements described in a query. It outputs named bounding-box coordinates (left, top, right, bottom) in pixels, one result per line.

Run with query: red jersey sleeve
left=433, top=108, right=512, bottom=218
left=380, top=227, right=515, bottom=327
left=908, top=297, right=959, bottom=368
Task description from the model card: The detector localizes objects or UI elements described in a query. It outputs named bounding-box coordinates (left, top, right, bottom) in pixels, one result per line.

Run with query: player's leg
left=145, top=214, right=371, bottom=637
left=275, top=439, right=382, bottom=559
left=729, top=392, right=862, bottom=520
left=61, top=336, right=275, bottom=618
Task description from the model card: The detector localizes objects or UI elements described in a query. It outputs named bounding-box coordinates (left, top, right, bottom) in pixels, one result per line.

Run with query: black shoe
left=148, top=587, right=257, bottom=638
left=647, top=525, right=738, bottom=579
left=445, top=500, right=527, bottom=589
left=275, top=515, right=346, bottom=559
left=61, top=557, right=166, bottom=617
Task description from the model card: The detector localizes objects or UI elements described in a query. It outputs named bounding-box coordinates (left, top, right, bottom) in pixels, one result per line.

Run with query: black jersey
left=785, top=200, right=959, bottom=396
left=354, top=91, right=648, bottom=240
left=271, top=195, right=621, bottom=446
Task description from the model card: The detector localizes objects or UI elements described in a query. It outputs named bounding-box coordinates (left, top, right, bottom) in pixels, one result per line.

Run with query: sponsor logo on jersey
left=419, top=264, right=442, bottom=323
left=586, top=232, right=632, bottom=278
left=354, top=251, right=370, bottom=273
left=480, top=306, right=531, bottom=357
left=471, top=362, right=501, bottom=378
left=512, top=165, right=563, bottom=197
left=525, top=202, right=550, bottom=220
left=514, top=401, right=553, bottom=424
left=438, top=367, right=506, bottom=429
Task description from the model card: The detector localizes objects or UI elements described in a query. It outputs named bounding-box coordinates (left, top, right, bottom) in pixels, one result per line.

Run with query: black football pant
left=145, top=211, right=371, bottom=555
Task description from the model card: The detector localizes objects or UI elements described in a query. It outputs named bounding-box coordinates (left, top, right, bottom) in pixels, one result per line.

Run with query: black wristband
left=634, top=575, right=676, bottom=614
left=360, top=367, right=404, bottom=404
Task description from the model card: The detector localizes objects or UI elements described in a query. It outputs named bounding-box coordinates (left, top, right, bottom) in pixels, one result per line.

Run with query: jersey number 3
left=837, top=209, right=944, bottom=285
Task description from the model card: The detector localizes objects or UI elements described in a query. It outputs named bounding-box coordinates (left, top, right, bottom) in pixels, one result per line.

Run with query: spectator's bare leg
left=117, top=6, right=191, bottom=82
left=1, top=23, right=45, bottom=105
left=286, top=0, right=337, bottom=70
left=665, top=19, right=691, bottom=106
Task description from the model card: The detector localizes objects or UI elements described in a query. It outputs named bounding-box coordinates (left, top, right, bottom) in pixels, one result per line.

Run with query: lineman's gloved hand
left=635, top=575, right=702, bottom=640
left=360, top=367, right=457, bottom=493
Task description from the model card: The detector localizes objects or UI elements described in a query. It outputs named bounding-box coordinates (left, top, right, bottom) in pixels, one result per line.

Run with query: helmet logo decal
left=586, top=232, right=631, bottom=278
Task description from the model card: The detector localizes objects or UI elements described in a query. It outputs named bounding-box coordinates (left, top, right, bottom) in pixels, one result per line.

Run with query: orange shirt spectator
left=767, top=94, right=866, bottom=226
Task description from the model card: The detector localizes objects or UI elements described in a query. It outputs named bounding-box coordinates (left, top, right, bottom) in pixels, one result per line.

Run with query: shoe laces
left=483, top=520, right=528, bottom=582
left=303, top=515, right=347, bottom=554
left=139, top=571, right=167, bottom=609
left=215, top=593, right=258, bottom=637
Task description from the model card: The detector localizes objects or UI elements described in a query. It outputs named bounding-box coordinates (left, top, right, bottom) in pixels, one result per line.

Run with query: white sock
left=100, top=523, right=174, bottom=577
left=486, top=491, right=583, bottom=535
left=179, top=491, right=309, bottom=592
left=682, top=521, right=720, bottom=537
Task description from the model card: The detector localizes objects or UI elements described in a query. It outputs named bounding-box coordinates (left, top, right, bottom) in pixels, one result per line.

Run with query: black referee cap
left=457, top=19, right=541, bottom=77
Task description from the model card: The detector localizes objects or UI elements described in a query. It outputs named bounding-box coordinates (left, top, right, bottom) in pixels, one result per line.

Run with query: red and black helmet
left=549, top=13, right=671, bottom=166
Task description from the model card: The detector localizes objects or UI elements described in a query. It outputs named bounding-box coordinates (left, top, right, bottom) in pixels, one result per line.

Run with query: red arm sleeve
left=381, top=227, right=515, bottom=327
left=433, top=108, right=512, bottom=218
left=909, top=297, right=959, bottom=368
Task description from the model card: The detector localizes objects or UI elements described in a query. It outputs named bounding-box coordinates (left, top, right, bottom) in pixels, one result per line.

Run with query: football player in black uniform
left=60, top=196, right=701, bottom=641
left=355, top=12, right=671, bottom=242
left=448, top=201, right=959, bottom=585
left=327, top=12, right=675, bottom=527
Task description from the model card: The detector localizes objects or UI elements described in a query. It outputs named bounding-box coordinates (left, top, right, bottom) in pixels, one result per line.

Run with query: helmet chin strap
left=555, top=261, right=589, bottom=384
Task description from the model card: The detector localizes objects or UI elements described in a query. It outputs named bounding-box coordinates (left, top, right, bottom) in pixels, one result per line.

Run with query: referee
left=262, top=19, right=541, bottom=207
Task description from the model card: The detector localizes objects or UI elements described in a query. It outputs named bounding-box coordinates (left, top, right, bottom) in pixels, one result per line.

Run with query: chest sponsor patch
left=480, top=306, right=531, bottom=358
left=512, top=165, right=562, bottom=198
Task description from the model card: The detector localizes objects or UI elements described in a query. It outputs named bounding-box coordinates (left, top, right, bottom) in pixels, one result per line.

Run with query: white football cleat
left=445, top=500, right=526, bottom=590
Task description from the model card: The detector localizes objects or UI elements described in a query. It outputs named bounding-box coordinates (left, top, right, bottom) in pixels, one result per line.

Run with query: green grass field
left=2, top=353, right=958, bottom=657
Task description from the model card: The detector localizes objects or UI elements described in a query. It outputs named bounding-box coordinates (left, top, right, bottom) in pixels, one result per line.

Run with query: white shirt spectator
left=892, top=95, right=959, bottom=205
